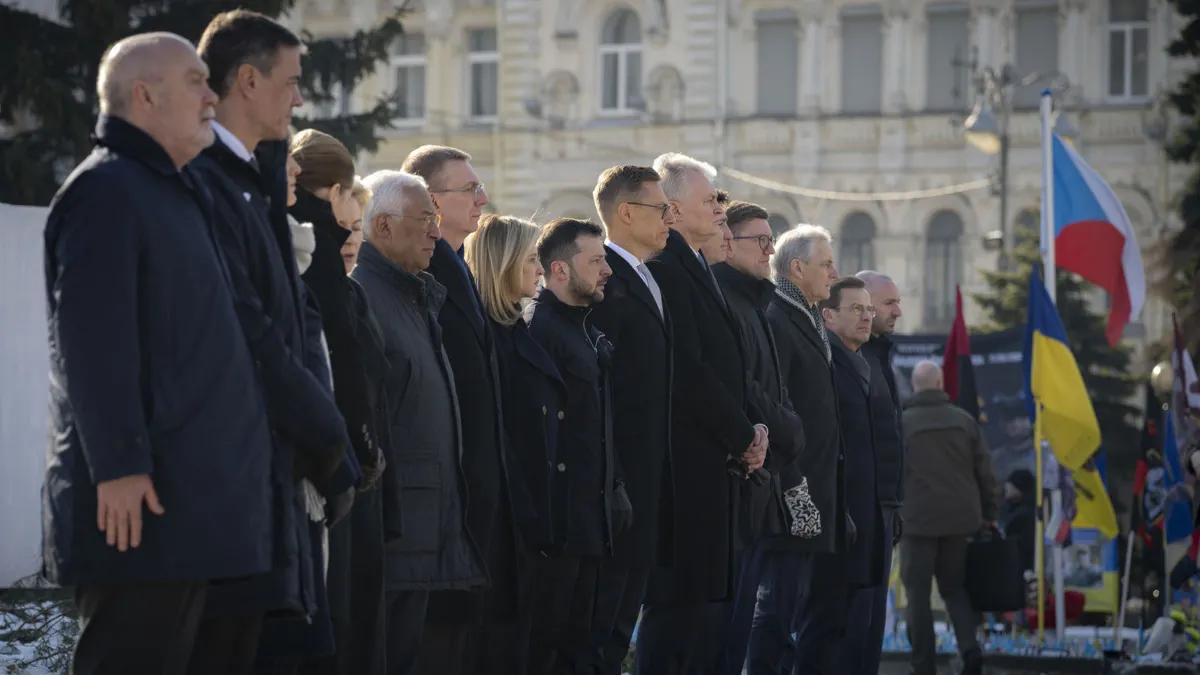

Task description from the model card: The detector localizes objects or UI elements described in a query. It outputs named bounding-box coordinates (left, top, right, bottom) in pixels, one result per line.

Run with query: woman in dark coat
left=256, top=129, right=390, bottom=675
left=464, top=214, right=566, bottom=674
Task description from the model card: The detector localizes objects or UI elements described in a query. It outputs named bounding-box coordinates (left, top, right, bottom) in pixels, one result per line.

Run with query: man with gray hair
left=639, top=152, right=769, bottom=673
left=42, top=32, right=277, bottom=673
left=901, top=360, right=997, bottom=675
left=748, top=224, right=845, bottom=674
left=842, top=271, right=906, bottom=675
left=354, top=170, right=489, bottom=674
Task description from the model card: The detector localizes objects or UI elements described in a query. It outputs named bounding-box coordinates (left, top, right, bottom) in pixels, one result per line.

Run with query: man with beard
left=401, top=145, right=521, bottom=671
left=523, top=217, right=629, bottom=673
left=193, top=11, right=359, bottom=672
left=844, top=271, right=906, bottom=675
left=639, top=153, right=768, bottom=674
left=586, top=165, right=676, bottom=673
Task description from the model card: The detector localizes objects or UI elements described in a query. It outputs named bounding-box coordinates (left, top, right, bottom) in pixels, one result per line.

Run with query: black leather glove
left=359, top=448, right=387, bottom=493
left=892, top=510, right=903, bottom=547
left=612, top=483, right=633, bottom=540
left=325, top=486, right=355, bottom=528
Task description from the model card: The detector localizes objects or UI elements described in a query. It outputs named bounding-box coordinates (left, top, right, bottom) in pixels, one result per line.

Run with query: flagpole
left=1035, top=409, right=1046, bottom=645
left=1039, top=89, right=1067, bottom=643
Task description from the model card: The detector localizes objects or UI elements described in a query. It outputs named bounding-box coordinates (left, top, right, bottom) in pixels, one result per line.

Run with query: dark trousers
left=746, top=550, right=853, bottom=675
left=900, top=534, right=980, bottom=675
left=72, top=581, right=207, bottom=675
left=588, top=564, right=650, bottom=675
left=715, top=543, right=765, bottom=675
left=189, top=611, right=265, bottom=674
left=634, top=600, right=726, bottom=675
left=385, top=590, right=428, bottom=675
left=526, top=554, right=601, bottom=675
left=468, top=620, right=524, bottom=675
left=841, top=511, right=893, bottom=675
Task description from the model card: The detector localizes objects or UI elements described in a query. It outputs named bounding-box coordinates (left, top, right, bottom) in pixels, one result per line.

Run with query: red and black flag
left=942, top=286, right=980, bottom=420
left=1132, top=384, right=1167, bottom=619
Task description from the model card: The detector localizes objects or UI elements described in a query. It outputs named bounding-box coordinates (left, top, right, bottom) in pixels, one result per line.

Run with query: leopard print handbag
left=783, top=477, right=821, bottom=539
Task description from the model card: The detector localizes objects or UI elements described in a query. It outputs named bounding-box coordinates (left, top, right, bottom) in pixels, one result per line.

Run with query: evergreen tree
left=974, top=224, right=1141, bottom=458
left=0, top=0, right=405, bottom=207
left=1164, top=0, right=1200, bottom=349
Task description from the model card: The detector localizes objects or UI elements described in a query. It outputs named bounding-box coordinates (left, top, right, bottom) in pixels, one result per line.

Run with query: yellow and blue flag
left=1022, top=267, right=1102, bottom=470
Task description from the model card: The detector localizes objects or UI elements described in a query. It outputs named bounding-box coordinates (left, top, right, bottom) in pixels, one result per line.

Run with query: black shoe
left=960, top=647, right=983, bottom=675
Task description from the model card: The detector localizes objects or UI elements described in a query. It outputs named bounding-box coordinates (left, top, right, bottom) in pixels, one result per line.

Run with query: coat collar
left=428, top=237, right=486, bottom=341
left=604, top=244, right=665, bottom=326
left=712, top=262, right=774, bottom=310
left=831, top=333, right=871, bottom=390
left=904, top=388, right=952, bottom=410
left=290, top=187, right=351, bottom=247
left=528, top=286, right=592, bottom=323
left=93, top=115, right=181, bottom=177
left=358, top=241, right=445, bottom=312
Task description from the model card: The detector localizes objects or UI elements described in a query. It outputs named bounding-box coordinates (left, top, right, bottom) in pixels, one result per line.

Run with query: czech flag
left=1051, top=134, right=1145, bottom=346
left=1022, top=267, right=1101, bottom=470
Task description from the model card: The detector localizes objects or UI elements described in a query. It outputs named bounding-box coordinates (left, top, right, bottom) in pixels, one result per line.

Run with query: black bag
left=964, top=529, right=1025, bottom=612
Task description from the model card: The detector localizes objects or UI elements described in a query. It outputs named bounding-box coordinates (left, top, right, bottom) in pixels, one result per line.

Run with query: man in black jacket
left=42, top=33, right=275, bottom=675
left=524, top=217, right=631, bottom=674
left=750, top=225, right=843, bottom=675
left=587, top=165, right=676, bottom=673
left=639, top=153, right=768, bottom=674
left=846, top=270, right=906, bottom=675
left=712, top=201, right=806, bottom=675
left=193, top=11, right=358, bottom=671
left=819, top=277, right=888, bottom=675
left=401, top=145, right=521, bottom=670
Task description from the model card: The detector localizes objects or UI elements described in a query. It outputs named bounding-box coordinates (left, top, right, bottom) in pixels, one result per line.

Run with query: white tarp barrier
left=0, top=202, right=49, bottom=586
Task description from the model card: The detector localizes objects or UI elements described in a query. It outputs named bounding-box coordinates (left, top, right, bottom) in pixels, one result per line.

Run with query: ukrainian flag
left=1022, top=267, right=1102, bottom=470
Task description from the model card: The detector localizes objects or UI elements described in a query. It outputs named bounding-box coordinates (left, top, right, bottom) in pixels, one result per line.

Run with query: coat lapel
left=783, top=299, right=829, bottom=364
left=667, top=231, right=734, bottom=323
left=605, top=246, right=666, bottom=331
left=429, top=242, right=486, bottom=347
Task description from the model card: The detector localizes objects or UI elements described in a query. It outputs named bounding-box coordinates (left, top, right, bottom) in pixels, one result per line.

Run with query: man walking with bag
left=900, top=361, right=999, bottom=675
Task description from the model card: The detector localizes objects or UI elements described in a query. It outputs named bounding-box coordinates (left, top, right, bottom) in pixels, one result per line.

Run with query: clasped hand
left=742, top=424, right=768, bottom=473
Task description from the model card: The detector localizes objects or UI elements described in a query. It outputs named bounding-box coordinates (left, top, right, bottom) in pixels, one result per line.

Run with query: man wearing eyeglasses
left=816, top=276, right=889, bottom=675
left=401, top=145, right=523, bottom=673
left=355, top=169, right=487, bottom=675
left=710, top=201, right=805, bottom=674
left=845, top=271, right=906, bottom=675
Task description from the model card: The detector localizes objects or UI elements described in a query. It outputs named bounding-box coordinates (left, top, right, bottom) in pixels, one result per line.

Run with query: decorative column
left=1058, top=0, right=1088, bottom=93
left=798, top=1, right=824, bottom=115
left=882, top=2, right=910, bottom=112
left=969, top=0, right=1005, bottom=69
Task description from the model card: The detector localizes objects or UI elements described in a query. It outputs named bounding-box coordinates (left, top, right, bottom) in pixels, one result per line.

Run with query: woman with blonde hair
left=278, top=128, right=389, bottom=675
left=464, top=215, right=567, bottom=673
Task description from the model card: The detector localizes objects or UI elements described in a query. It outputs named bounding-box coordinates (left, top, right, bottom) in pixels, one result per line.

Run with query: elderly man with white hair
left=42, top=32, right=277, bottom=674
left=636, top=152, right=769, bottom=674
left=352, top=171, right=488, bottom=675
left=747, top=224, right=845, bottom=674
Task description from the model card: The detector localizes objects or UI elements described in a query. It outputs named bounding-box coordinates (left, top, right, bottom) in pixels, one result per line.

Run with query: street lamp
left=954, top=53, right=1079, bottom=269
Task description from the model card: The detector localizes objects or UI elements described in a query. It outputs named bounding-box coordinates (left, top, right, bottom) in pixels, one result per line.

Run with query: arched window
left=839, top=212, right=876, bottom=274
left=767, top=214, right=792, bottom=237
left=599, top=10, right=642, bottom=113
left=925, top=210, right=964, bottom=327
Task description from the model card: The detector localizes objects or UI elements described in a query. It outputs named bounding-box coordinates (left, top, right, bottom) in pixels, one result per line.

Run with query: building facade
left=291, top=0, right=1182, bottom=343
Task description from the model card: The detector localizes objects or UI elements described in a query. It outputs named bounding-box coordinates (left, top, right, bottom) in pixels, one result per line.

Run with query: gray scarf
left=775, top=276, right=831, bottom=364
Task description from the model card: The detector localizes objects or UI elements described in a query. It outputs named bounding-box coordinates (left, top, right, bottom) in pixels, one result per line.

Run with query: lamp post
left=955, top=55, right=1080, bottom=269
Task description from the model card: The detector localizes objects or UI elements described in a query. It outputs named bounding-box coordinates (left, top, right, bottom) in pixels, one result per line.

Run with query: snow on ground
left=0, top=598, right=74, bottom=675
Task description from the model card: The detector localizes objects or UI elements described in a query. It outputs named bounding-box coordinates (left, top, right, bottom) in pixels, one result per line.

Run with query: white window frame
left=1106, top=4, right=1150, bottom=102
left=389, top=35, right=426, bottom=127
left=598, top=20, right=642, bottom=116
left=466, top=28, right=499, bottom=123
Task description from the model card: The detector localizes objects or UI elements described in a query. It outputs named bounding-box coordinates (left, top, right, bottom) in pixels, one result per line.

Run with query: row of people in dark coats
left=42, top=12, right=927, bottom=675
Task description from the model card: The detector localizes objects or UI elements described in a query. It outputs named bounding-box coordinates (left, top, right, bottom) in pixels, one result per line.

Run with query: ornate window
left=389, top=32, right=426, bottom=123
left=467, top=28, right=499, bottom=120
left=925, top=210, right=965, bottom=328
left=1107, top=0, right=1149, bottom=100
left=599, top=10, right=643, bottom=113
left=839, top=212, right=877, bottom=274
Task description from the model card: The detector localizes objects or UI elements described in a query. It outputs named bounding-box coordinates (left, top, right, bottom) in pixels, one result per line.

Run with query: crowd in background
left=41, top=10, right=1006, bottom=675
